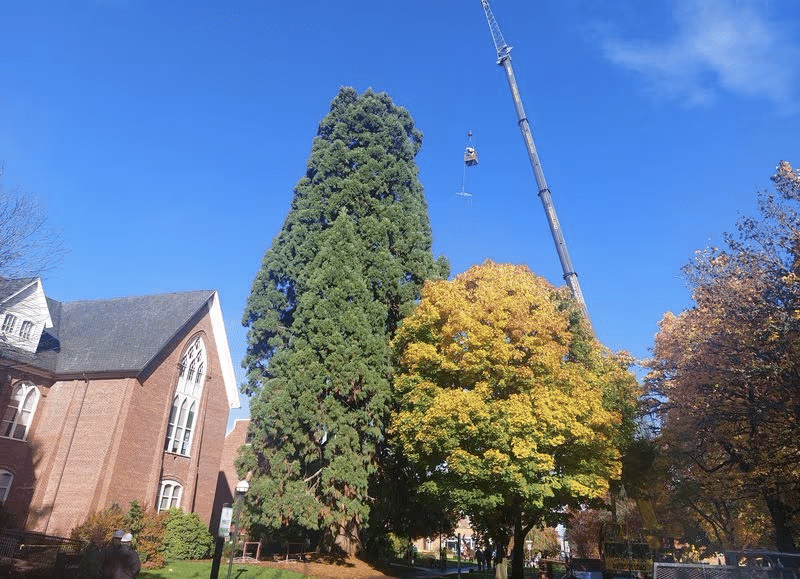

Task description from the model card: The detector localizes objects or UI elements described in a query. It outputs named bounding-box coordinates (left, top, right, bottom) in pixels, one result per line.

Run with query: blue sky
left=2, top=0, right=799, bottom=428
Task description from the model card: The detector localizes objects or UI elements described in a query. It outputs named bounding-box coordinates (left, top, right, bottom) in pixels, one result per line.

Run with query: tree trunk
left=324, top=519, right=361, bottom=555
left=510, top=512, right=533, bottom=579
left=763, top=489, right=797, bottom=553
left=609, top=480, right=620, bottom=524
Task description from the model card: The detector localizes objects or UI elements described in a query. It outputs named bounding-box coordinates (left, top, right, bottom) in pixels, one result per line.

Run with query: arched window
left=157, top=479, right=182, bottom=511
left=1, top=382, right=39, bottom=440
left=0, top=470, right=12, bottom=503
left=164, top=337, right=206, bottom=456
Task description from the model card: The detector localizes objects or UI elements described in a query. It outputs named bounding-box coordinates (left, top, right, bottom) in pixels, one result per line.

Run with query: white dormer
left=0, top=278, right=52, bottom=354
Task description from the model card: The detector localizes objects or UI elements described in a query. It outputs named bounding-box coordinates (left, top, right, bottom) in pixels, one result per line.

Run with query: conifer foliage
left=240, top=87, right=447, bottom=551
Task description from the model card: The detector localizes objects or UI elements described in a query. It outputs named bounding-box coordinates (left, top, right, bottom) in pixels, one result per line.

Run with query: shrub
left=70, top=502, right=215, bottom=568
left=138, top=507, right=168, bottom=569
left=70, top=502, right=126, bottom=547
left=70, top=501, right=167, bottom=569
left=364, top=531, right=407, bottom=560
left=162, top=509, right=213, bottom=560
left=124, top=500, right=146, bottom=536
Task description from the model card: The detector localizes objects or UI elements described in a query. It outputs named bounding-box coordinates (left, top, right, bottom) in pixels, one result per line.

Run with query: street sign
left=218, top=505, right=233, bottom=538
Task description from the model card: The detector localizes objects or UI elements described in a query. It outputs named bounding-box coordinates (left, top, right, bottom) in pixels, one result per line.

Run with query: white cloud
left=600, top=0, right=799, bottom=109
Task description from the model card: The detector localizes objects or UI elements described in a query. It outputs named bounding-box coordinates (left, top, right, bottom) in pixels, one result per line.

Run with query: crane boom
left=479, top=0, right=592, bottom=331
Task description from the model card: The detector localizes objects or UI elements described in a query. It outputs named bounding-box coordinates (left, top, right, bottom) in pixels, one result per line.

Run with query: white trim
left=0, top=278, right=53, bottom=329
left=157, top=479, right=183, bottom=511
left=1, top=382, right=40, bottom=441
left=32, top=279, right=53, bottom=328
left=208, top=292, right=240, bottom=409
left=0, top=279, right=37, bottom=306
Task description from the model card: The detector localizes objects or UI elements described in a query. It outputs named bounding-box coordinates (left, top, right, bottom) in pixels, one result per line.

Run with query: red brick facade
left=0, top=286, right=238, bottom=538
left=220, top=419, right=250, bottom=498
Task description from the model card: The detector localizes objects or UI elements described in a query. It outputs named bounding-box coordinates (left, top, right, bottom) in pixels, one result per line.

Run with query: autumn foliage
left=646, top=161, right=800, bottom=552
left=391, top=261, right=639, bottom=579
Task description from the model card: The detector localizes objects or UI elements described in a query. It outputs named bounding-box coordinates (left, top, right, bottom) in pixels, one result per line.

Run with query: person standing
left=100, top=531, right=140, bottom=578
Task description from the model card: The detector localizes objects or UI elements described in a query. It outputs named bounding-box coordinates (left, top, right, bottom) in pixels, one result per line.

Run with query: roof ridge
left=56, top=289, right=215, bottom=305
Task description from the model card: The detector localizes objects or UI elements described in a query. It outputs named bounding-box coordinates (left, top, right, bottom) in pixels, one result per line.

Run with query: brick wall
left=221, top=419, right=250, bottom=497
left=12, top=308, right=232, bottom=536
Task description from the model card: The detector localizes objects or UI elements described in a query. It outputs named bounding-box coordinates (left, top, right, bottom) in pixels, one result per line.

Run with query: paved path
left=386, top=560, right=489, bottom=578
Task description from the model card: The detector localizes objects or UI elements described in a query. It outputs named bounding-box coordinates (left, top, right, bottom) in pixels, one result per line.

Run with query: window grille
left=164, top=338, right=206, bottom=456
left=1, top=314, right=16, bottom=333
left=19, top=321, right=33, bottom=340
left=157, top=480, right=182, bottom=511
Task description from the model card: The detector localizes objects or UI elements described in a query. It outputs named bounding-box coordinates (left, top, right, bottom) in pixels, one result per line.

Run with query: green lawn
left=138, top=560, right=310, bottom=579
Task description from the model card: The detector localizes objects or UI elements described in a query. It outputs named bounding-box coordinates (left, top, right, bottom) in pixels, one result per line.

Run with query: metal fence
left=654, top=562, right=799, bottom=579
left=0, top=528, right=84, bottom=578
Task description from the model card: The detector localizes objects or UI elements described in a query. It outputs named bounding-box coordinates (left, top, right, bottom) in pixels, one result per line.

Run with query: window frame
left=1, top=382, right=40, bottom=441
left=1, top=314, right=17, bottom=334
left=164, top=337, right=206, bottom=456
left=0, top=469, right=12, bottom=503
left=157, top=479, right=182, bottom=512
left=19, top=320, right=33, bottom=340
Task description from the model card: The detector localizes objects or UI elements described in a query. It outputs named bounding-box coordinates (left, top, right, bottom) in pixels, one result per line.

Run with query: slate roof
left=16, top=290, right=216, bottom=376
left=0, top=277, right=38, bottom=304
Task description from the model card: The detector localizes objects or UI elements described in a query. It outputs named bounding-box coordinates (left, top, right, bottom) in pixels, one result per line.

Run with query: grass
left=138, top=560, right=309, bottom=579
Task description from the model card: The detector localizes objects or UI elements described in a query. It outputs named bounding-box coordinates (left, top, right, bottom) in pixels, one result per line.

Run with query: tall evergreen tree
left=240, top=87, right=448, bottom=551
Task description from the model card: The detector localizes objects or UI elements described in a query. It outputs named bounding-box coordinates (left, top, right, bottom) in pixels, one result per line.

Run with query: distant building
left=0, top=277, right=239, bottom=537
left=414, top=518, right=476, bottom=559
left=220, top=418, right=251, bottom=498
left=218, top=418, right=251, bottom=540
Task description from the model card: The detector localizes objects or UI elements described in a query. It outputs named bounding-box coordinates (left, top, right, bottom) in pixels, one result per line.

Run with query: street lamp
left=226, top=480, right=249, bottom=579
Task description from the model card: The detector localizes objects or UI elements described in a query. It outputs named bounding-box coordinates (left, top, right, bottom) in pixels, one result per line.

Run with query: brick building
left=0, top=277, right=239, bottom=537
left=220, top=418, right=251, bottom=497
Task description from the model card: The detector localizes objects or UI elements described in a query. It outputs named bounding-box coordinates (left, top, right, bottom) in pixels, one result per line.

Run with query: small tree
left=527, top=527, right=561, bottom=559
left=0, top=177, right=64, bottom=278
left=70, top=503, right=126, bottom=547
left=567, top=509, right=606, bottom=558
left=137, top=508, right=168, bottom=569
left=124, top=500, right=145, bottom=537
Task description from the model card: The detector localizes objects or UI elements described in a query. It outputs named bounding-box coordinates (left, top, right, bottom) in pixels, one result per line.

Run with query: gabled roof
left=49, top=290, right=216, bottom=374
left=0, top=277, right=38, bottom=304
left=1, top=286, right=240, bottom=409
left=0, top=277, right=53, bottom=329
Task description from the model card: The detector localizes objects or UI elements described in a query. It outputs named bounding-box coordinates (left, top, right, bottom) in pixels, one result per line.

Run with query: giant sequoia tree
left=391, top=261, right=639, bottom=579
left=240, top=87, right=447, bottom=551
left=647, top=161, right=800, bottom=552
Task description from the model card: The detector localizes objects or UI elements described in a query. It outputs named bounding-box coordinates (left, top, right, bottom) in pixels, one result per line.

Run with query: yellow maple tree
left=391, top=261, right=639, bottom=579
